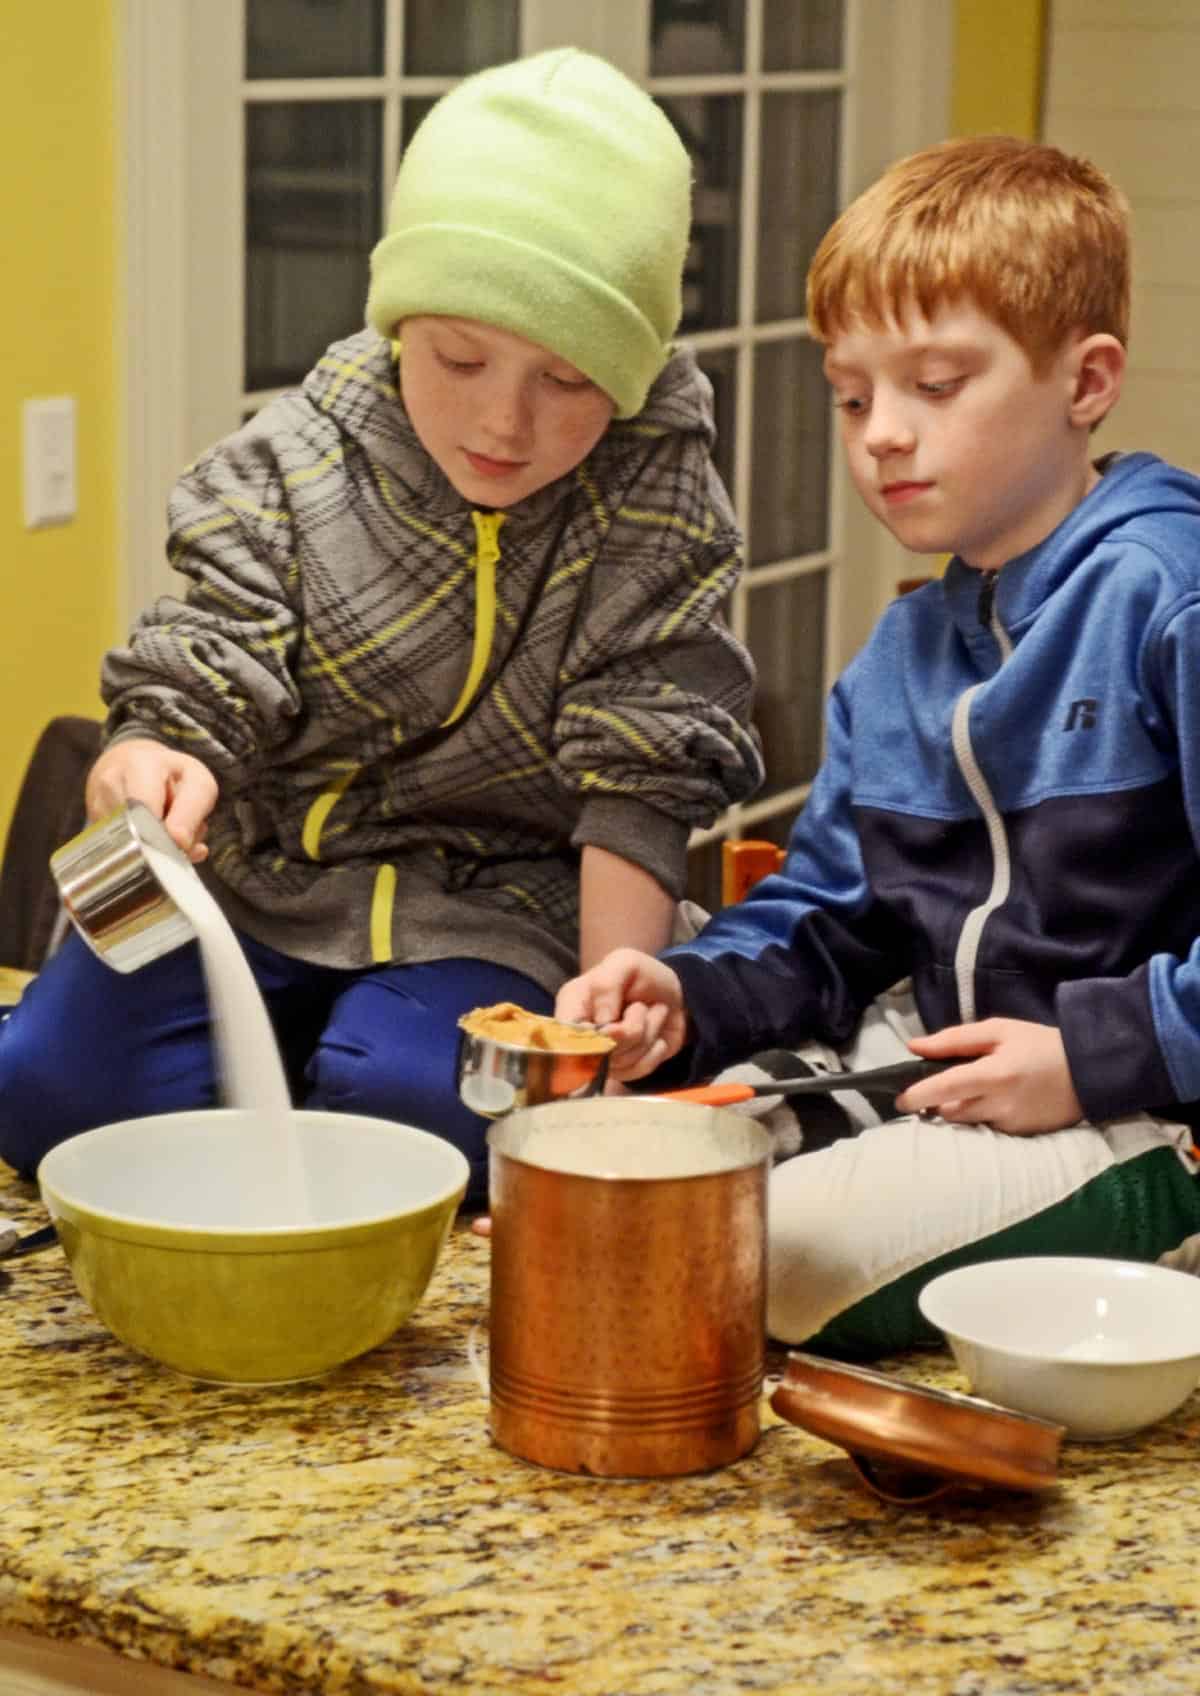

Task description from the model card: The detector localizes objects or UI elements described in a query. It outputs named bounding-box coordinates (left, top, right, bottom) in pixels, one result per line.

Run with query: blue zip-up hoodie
left=667, top=453, right=1200, bottom=1128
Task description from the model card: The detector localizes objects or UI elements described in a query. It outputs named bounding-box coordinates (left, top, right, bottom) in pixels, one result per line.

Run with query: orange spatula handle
left=657, top=1082, right=755, bottom=1107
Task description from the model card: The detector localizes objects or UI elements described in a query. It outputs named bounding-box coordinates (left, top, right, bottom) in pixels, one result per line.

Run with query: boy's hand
left=86, top=738, right=219, bottom=865
left=898, top=1017, right=1084, bottom=1134
left=556, top=948, right=689, bottom=1082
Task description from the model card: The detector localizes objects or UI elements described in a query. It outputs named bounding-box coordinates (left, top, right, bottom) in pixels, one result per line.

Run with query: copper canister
left=488, top=1097, right=770, bottom=1477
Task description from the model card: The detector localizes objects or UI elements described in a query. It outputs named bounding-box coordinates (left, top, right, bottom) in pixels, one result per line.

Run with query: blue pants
left=0, top=933, right=551, bottom=1204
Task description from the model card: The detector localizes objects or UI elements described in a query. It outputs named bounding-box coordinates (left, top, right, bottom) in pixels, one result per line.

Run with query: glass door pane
left=246, top=0, right=386, bottom=78
left=404, top=1, right=519, bottom=74
left=749, top=338, right=830, bottom=564
left=756, top=91, right=841, bottom=323
left=762, top=0, right=843, bottom=71
left=650, top=0, right=746, bottom=75
left=659, top=94, right=743, bottom=333
left=746, top=574, right=827, bottom=800
left=245, top=101, right=383, bottom=391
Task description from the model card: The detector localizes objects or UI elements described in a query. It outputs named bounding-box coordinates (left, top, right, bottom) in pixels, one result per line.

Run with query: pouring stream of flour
left=140, top=839, right=312, bottom=1223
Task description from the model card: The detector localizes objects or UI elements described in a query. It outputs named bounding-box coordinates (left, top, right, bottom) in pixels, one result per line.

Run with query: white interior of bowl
left=920, top=1255, right=1200, bottom=1365
left=39, top=1109, right=469, bottom=1233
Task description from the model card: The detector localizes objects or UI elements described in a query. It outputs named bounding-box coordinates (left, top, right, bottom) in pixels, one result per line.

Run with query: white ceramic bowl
left=918, top=1256, right=1200, bottom=1440
left=38, top=1109, right=469, bottom=1384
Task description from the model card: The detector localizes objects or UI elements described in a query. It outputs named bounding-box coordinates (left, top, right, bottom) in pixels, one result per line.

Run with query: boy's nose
left=864, top=400, right=916, bottom=459
left=480, top=379, right=534, bottom=449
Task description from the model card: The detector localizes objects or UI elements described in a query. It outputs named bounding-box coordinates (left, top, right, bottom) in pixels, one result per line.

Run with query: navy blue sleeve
left=661, top=681, right=913, bottom=1078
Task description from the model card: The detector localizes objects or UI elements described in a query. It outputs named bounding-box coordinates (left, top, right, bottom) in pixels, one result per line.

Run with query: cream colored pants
left=760, top=987, right=1200, bottom=1354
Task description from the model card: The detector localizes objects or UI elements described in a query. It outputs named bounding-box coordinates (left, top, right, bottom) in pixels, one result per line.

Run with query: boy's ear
left=1068, top=333, right=1125, bottom=430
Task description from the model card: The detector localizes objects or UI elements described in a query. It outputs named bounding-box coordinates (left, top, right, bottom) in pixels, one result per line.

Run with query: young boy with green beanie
left=0, top=49, right=763, bottom=1202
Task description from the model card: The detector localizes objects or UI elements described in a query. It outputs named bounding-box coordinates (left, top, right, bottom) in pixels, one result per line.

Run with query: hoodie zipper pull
left=977, top=569, right=999, bottom=629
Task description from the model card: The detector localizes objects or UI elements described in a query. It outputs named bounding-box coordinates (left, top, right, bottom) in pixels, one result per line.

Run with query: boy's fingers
left=159, top=765, right=219, bottom=858
left=590, top=989, right=626, bottom=1028
left=162, top=795, right=211, bottom=856
left=641, top=1003, right=669, bottom=1046
left=632, top=1036, right=668, bottom=1079
left=910, top=1022, right=997, bottom=1060
left=554, top=982, right=589, bottom=1023
left=608, top=1030, right=667, bottom=1083
left=559, top=972, right=628, bottom=1029
left=618, top=1001, right=648, bottom=1037
left=899, top=1062, right=981, bottom=1115
left=84, top=754, right=139, bottom=820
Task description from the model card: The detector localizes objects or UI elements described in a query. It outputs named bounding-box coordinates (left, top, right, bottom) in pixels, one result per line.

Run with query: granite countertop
left=2, top=1161, right=1200, bottom=1696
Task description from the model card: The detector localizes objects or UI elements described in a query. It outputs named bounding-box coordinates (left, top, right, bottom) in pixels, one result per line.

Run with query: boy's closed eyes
left=828, top=376, right=968, bottom=416
left=823, top=345, right=981, bottom=416
left=429, top=324, right=597, bottom=391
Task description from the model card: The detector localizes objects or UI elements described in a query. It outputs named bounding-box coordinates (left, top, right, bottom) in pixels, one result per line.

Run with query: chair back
left=0, top=716, right=102, bottom=973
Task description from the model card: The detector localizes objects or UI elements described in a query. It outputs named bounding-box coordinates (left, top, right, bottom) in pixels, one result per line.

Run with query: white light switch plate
left=23, top=395, right=77, bottom=528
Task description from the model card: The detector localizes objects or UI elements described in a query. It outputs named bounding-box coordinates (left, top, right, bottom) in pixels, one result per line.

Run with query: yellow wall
left=0, top=7, right=118, bottom=850
left=953, top=0, right=1046, bottom=139
left=0, top=5, right=1044, bottom=855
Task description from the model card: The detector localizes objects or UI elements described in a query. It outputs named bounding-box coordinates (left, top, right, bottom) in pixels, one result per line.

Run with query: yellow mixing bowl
left=38, top=1109, right=469, bottom=1383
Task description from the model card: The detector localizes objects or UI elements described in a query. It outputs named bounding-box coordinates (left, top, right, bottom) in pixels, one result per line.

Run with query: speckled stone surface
left=2, top=1161, right=1200, bottom=1696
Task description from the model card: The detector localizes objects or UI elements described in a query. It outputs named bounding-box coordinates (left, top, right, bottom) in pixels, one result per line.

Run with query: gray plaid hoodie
left=102, top=330, right=762, bottom=988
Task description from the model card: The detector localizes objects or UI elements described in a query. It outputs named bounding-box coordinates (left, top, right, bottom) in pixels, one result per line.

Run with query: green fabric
left=811, top=1145, right=1200, bottom=1359
left=365, top=49, right=691, bottom=418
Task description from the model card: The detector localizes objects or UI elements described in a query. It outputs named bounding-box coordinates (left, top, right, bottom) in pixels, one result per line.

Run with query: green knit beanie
left=365, top=48, right=692, bottom=419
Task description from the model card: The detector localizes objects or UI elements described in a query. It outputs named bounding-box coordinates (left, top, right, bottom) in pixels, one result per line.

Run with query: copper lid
left=770, top=1351, right=1064, bottom=1503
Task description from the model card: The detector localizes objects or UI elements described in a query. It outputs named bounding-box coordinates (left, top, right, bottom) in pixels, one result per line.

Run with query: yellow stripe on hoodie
left=441, top=510, right=505, bottom=726
left=370, top=864, right=397, bottom=962
left=301, top=767, right=359, bottom=861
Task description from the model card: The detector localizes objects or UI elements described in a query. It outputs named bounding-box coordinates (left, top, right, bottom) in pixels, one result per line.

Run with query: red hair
left=807, top=136, right=1130, bottom=371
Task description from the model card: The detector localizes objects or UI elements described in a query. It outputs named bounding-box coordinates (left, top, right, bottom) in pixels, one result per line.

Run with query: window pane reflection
left=404, top=0, right=518, bottom=75
left=245, top=101, right=382, bottom=391
left=747, top=572, right=827, bottom=798
left=750, top=337, right=829, bottom=564
left=696, top=348, right=737, bottom=500
left=400, top=95, right=439, bottom=158
left=757, top=92, right=841, bottom=324
left=246, top=0, right=384, bottom=79
left=762, top=0, right=844, bottom=71
left=651, top=0, right=746, bottom=75
left=659, top=96, right=742, bottom=332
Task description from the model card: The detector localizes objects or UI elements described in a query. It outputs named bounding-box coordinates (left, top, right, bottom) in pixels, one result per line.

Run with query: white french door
left=121, top=0, right=950, bottom=908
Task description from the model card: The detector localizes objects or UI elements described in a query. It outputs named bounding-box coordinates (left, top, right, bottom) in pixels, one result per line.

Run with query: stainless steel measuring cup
left=456, top=1020, right=611, bottom=1118
left=49, top=801, right=197, bottom=973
